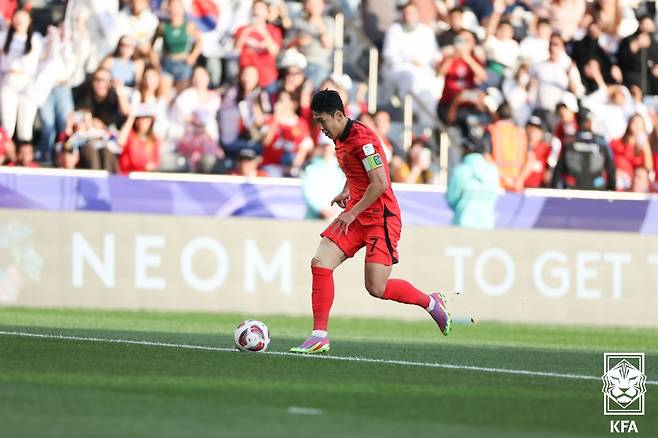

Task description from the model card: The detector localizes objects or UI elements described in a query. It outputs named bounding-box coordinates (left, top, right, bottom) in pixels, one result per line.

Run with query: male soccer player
left=290, top=90, right=451, bottom=354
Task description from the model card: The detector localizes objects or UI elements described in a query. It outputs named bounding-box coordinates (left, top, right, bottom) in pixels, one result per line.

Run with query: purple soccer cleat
left=428, top=292, right=452, bottom=336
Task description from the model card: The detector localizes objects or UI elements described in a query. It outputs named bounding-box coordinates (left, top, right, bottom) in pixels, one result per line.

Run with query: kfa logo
left=602, top=353, right=646, bottom=434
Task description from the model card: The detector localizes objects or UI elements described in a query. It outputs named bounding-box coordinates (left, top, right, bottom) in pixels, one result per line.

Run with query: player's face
left=313, top=111, right=343, bottom=140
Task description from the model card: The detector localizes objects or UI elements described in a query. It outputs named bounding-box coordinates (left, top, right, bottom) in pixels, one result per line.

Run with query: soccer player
left=290, top=90, right=451, bottom=354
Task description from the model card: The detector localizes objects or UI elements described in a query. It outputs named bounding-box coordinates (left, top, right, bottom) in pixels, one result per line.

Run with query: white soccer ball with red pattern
left=234, top=320, right=270, bottom=352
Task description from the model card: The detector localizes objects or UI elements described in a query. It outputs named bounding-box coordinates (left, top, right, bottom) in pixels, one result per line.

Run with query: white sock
left=426, top=295, right=436, bottom=312
left=311, top=330, right=328, bottom=338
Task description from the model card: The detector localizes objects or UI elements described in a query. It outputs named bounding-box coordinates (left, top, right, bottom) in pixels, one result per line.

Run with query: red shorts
left=321, top=212, right=401, bottom=265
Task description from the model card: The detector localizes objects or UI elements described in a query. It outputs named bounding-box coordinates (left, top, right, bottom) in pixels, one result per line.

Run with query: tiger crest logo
left=602, top=353, right=646, bottom=415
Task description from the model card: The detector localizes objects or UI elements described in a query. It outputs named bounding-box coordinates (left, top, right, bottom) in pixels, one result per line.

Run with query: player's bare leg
left=290, top=238, right=347, bottom=354
left=365, top=263, right=452, bottom=335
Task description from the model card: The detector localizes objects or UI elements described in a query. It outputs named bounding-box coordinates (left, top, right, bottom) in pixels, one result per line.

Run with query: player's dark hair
left=311, top=89, right=345, bottom=115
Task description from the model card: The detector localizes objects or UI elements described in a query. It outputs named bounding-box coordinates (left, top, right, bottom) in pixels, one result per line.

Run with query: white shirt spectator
left=484, top=35, right=519, bottom=69
left=519, top=35, right=548, bottom=66
left=115, top=5, right=159, bottom=48
left=170, top=87, right=221, bottom=141
left=530, top=58, right=584, bottom=112
left=582, top=86, right=651, bottom=142
left=382, top=15, right=443, bottom=122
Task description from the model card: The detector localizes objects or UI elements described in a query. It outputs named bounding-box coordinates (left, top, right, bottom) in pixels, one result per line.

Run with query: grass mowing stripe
left=4, top=330, right=657, bottom=386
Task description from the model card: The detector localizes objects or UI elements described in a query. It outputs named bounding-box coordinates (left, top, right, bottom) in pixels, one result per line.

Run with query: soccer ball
left=234, top=320, right=270, bottom=352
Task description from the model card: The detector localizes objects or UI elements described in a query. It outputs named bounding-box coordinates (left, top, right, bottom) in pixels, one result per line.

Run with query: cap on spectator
left=237, top=148, right=261, bottom=161
left=133, top=104, right=156, bottom=118
left=556, top=92, right=579, bottom=113
left=526, top=115, right=544, bottom=129
left=279, top=48, right=308, bottom=70
left=484, top=87, right=504, bottom=113
left=330, top=73, right=353, bottom=91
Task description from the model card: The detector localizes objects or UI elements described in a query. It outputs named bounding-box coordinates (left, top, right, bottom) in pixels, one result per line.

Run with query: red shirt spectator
left=438, top=30, right=486, bottom=105
left=610, top=115, right=653, bottom=191
left=234, top=1, right=282, bottom=88
left=7, top=141, right=39, bottom=168
left=118, top=117, right=161, bottom=174
left=261, top=91, right=313, bottom=176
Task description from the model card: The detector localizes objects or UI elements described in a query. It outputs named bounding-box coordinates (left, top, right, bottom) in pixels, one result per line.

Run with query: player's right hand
left=331, top=193, right=350, bottom=209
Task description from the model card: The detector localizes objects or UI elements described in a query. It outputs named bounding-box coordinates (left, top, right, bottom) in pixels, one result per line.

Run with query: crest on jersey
left=362, top=143, right=375, bottom=156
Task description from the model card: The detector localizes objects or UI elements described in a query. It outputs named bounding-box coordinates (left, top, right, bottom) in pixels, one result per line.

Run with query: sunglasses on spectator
left=93, top=76, right=111, bottom=83
left=287, top=69, right=304, bottom=76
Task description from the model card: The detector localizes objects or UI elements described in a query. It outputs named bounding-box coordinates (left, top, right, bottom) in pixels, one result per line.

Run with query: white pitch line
left=1, top=330, right=656, bottom=386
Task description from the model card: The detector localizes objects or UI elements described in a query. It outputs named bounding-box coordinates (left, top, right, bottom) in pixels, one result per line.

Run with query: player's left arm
left=333, top=143, right=388, bottom=234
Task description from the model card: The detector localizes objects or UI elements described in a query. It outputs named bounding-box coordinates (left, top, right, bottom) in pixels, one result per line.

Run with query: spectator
left=437, top=29, right=486, bottom=121
left=233, top=0, right=282, bottom=89
left=35, top=21, right=83, bottom=162
left=0, top=8, right=43, bottom=141
left=571, top=21, right=622, bottom=94
left=289, top=0, right=334, bottom=88
left=530, top=33, right=585, bottom=114
left=134, top=66, right=171, bottom=140
left=151, top=0, right=202, bottom=93
left=75, top=67, right=130, bottom=132
left=610, top=114, right=653, bottom=191
left=261, top=90, right=313, bottom=177
left=438, top=6, right=465, bottom=50
left=502, top=62, right=534, bottom=126
left=219, top=65, right=268, bottom=157
left=115, top=0, right=159, bottom=56
left=274, top=48, right=309, bottom=100
left=230, top=147, right=267, bottom=177
left=552, top=109, right=616, bottom=190
left=59, top=109, right=117, bottom=172
left=117, top=106, right=160, bottom=174
left=69, top=0, right=119, bottom=75
left=518, top=17, right=551, bottom=66
left=8, top=140, right=39, bottom=167
left=300, top=139, right=346, bottom=219
left=484, top=2, right=519, bottom=89
left=483, top=103, right=527, bottom=191
left=553, top=93, right=579, bottom=146
left=55, top=140, right=79, bottom=170
left=0, top=126, right=15, bottom=164
left=546, top=0, right=587, bottom=42
left=176, top=109, right=224, bottom=173
left=101, top=35, right=144, bottom=91
left=446, top=120, right=500, bottom=229
left=581, top=63, right=643, bottom=142
left=393, top=138, right=436, bottom=184
left=170, top=65, right=221, bottom=141
left=616, top=15, right=658, bottom=96
left=373, top=109, right=397, bottom=161
left=518, top=115, right=553, bottom=189
left=382, top=2, right=442, bottom=115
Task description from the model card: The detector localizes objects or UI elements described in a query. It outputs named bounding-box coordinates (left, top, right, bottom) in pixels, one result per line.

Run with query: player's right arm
left=331, top=181, right=350, bottom=208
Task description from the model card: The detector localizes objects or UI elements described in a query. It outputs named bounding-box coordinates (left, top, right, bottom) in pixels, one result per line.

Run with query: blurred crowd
left=1, top=0, right=658, bottom=198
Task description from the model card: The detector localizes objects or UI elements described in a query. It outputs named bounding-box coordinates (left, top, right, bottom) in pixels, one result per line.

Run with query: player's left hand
left=333, top=210, right=357, bottom=235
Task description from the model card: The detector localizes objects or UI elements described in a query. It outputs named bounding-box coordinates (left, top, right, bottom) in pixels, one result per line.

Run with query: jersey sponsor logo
left=362, top=154, right=384, bottom=171
left=362, top=143, right=376, bottom=156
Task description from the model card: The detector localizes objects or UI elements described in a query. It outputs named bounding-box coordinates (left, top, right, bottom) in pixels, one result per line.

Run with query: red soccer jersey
left=334, top=120, right=400, bottom=224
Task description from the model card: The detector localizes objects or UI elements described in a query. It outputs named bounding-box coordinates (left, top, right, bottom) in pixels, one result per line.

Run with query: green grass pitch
left=1, top=307, right=656, bottom=437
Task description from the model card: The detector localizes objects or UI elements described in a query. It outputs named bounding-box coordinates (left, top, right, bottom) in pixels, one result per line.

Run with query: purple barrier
left=0, top=170, right=655, bottom=233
